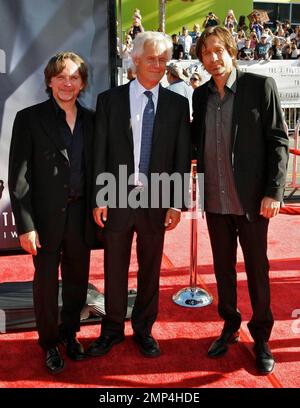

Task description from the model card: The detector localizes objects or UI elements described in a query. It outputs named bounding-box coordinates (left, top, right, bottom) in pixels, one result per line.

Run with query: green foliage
left=120, top=0, right=253, bottom=38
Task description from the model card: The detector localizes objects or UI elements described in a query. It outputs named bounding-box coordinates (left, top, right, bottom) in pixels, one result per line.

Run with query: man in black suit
left=192, top=26, right=289, bottom=374
left=9, top=52, right=95, bottom=374
left=87, top=31, right=191, bottom=358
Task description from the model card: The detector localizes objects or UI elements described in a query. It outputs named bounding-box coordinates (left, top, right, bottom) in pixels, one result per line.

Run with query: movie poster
left=0, top=0, right=114, bottom=251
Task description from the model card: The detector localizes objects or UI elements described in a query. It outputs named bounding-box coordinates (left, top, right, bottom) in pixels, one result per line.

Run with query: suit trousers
left=101, top=208, right=165, bottom=338
left=206, top=212, right=274, bottom=342
left=33, top=198, right=90, bottom=350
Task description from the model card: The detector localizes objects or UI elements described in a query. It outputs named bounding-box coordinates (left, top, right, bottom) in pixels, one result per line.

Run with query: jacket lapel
left=81, top=107, right=93, bottom=169
left=152, top=85, right=168, bottom=145
left=198, top=84, right=209, bottom=162
left=231, top=70, right=246, bottom=157
left=120, top=83, right=133, bottom=150
left=38, top=99, right=69, bottom=162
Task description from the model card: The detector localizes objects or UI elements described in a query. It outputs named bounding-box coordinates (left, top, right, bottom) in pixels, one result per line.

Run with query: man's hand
left=93, top=207, right=107, bottom=228
left=164, top=208, right=181, bottom=231
left=260, top=196, right=281, bottom=219
left=19, top=231, right=41, bottom=255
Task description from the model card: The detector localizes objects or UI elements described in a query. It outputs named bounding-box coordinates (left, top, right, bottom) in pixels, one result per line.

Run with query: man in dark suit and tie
left=192, top=26, right=289, bottom=374
left=9, top=52, right=95, bottom=374
left=87, top=31, right=191, bottom=358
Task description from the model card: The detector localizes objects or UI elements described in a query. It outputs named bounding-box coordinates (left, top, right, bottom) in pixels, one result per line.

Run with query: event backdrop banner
left=0, top=0, right=115, bottom=252
left=159, top=59, right=300, bottom=106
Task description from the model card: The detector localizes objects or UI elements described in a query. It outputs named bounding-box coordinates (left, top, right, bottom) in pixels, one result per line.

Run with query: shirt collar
left=208, top=67, right=237, bottom=94
left=226, top=67, right=237, bottom=93
left=51, top=97, right=83, bottom=117
left=131, top=78, right=160, bottom=100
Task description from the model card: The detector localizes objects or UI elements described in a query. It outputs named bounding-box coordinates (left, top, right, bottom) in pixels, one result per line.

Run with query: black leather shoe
left=86, top=334, right=125, bottom=357
left=45, top=346, right=64, bottom=374
left=133, top=334, right=161, bottom=358
left=207, top=329, right=240, bottom=358
left=61, top=336, right=86, bottom=361
left=254, top=341, right=275, bottom=375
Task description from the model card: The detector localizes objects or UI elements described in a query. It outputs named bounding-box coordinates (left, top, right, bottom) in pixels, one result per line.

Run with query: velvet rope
left=289, top=148, right=300, bottom=156
left=280, top=205, right=300, bottom=215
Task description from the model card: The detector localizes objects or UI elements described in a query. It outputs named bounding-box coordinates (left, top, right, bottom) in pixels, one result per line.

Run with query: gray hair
left=130, top=31, right=173, bottom=73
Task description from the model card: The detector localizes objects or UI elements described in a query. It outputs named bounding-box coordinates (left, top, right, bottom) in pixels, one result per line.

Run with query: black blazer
left=93, top=82, right=191, bottom=232
left=192, top=70, right=289, bottom=220
left=8, top=99, right=97, bottom=250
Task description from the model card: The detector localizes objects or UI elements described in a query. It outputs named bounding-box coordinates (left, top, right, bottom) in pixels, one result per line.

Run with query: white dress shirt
left=129, top=78, right=159, bottom=185
left=129, top=78, right=180, bottom=213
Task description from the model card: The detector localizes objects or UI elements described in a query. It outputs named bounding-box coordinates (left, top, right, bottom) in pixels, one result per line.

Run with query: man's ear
left=133, top=56, right=139, bottom=67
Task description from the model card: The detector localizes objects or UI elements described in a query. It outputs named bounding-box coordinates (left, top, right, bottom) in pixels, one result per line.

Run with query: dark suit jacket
left=93, top=82, right=191, bottom=232
left=192, top=70, right=289, bottom=220
left=8, top=98, right=97, bottom=250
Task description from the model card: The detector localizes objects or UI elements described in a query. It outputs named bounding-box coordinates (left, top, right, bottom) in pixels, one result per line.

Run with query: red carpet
left=0, top=213, right=300, bottom=388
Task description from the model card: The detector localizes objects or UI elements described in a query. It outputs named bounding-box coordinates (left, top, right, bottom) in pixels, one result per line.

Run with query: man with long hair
left=192, top=26, right=288, bottom=374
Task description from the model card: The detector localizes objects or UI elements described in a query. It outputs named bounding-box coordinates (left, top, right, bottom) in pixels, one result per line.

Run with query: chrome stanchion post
left=172, top=161, right=213, bottom=307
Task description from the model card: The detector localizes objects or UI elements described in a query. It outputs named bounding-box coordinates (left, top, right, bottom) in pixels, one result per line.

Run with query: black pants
left=101, top=208, right=165, bottom=338
left=206, top=212, right=274, bottom=342
left=33, top=199, right=90, bottom=350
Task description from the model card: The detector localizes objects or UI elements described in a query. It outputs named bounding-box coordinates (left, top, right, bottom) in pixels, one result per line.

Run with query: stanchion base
left=172, top=287, right=213, bottom=308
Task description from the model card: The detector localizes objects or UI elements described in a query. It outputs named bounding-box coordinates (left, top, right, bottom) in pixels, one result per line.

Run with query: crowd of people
left=172, top=9, right=300, bottom=61
left=7, top=8, right=290, bottom=380
left=122, top=8, right=300, bottom=62
left=120, top=8, right=300, bottom=113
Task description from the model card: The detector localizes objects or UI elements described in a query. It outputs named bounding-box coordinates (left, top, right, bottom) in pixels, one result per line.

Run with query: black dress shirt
left=52, top=98, right=85, bottom=197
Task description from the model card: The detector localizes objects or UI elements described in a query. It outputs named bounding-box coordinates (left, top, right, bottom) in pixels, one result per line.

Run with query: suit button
left=64, top=184, right=68, bottom=189
left=61, top=207, right=66, bottom=212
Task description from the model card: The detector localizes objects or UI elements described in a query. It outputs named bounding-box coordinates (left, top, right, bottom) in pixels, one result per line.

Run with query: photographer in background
left=203, top=12, right=220, bottom=29
left=128, top=10, right=144, bottom=40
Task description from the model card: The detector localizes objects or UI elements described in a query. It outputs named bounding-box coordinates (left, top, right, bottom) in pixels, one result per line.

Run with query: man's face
left=201, top=35, right=233, bottom=79
left=134, top=42, right=169, bottom=88
left=133, top=17, right=141, bottom=26
left=49, top=58, right=83, bottom=104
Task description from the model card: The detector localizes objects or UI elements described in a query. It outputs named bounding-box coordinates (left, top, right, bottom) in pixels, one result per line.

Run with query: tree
left=158, top=0, right=167, bottom=33
left=158, top=0, right=195, bottom=33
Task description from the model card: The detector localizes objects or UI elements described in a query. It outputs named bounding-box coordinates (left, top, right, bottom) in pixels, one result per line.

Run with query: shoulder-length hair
left=44, top=51, right=88, bottom=96
left=195, top=26, right=238, bottom=68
